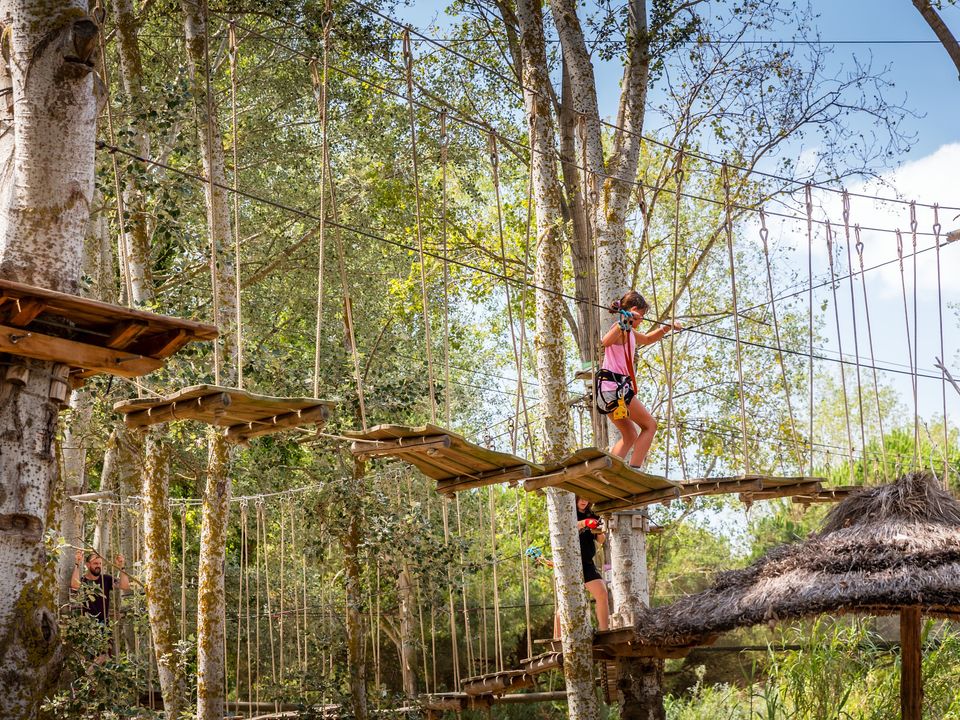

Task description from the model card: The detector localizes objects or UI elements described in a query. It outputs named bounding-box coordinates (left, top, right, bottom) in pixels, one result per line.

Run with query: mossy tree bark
left=180, top=2, right=239, bottom=718
left=515, top=0, right=598, bottom=716
left=142, top=427, right=187, bottom=719
left=0, top=1, right=99, bottom=716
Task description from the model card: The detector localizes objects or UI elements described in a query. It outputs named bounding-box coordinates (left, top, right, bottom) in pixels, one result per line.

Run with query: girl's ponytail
left=610, top=291, right=649, bottom=314
left=609, top=299, right=622, bottom=314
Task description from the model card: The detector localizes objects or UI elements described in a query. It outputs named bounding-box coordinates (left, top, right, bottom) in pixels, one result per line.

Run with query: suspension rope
left=488, top=133, right=534, bottom=455
left=228, top=21, right=244, bottom=389
left=841, top=192, right=867, bottom=460
left=200, top=0, right=222, bottom=385
left=441, top=111, right=453, bottom=429
left=664, top=154, right=683, bottom=478
left=309, top=5, right=332, bottom=399
left=805, top=185, right=815, bottom=475
left=257, top=500, right=278, bottom=684
left=441, top=499, right=461, bottom=686
left=895, top=229, right=920, bottom=467
left=402, top=30, right=437, bottom=424
left=234, top=499, right=247, bottom=712
left=722, top=165, right=750, bottom=475
left=933, top=207, right=949, bottom=484
left=824, top=220, right=856, bottom=482
left=758, top=209, right=804, bottom=471
left=911, top=202, right=920, bottom=458
left=854, top=226, right=889, bottom=481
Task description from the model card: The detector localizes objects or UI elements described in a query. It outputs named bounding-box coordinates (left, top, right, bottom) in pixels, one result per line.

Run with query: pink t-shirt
left=600, top=329, right=636, bottom=391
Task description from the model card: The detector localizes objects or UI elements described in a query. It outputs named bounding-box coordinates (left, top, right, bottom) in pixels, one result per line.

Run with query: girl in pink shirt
left=596, top=290, right=681, bottom=468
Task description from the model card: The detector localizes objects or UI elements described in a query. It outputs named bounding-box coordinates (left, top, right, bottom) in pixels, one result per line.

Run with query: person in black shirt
left=71, top=550, right=130, bottom=622
left=554, top=497, right=610, bottom=637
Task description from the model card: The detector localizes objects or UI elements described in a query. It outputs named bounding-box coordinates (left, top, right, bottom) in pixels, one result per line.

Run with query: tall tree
left=180, top=2, right=240, bottom=719
left=516, top=0, right=599, bottom=716
left=0, top=1, right=99, bottom=717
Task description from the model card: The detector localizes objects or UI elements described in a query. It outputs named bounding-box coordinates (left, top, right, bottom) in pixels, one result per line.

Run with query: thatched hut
left=632, top=471, right=960, bottom=719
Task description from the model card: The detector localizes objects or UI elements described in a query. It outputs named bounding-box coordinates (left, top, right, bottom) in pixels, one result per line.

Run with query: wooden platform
left=459, top=651, right=563, bottom=697
left=524, top=448, right=681, bottom=513
left=0, top=278, right=217, bottom=385
left=791, top=485, right=860, bottom=504
left=346, top=424, right=544, bottom=494
left=677, top=475, right=827, bottom=505
left=114, top=385, right=335, bottom=443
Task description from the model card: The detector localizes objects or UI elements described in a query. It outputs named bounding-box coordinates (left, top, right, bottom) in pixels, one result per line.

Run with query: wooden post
left=900, top=606, right=922, bottom=720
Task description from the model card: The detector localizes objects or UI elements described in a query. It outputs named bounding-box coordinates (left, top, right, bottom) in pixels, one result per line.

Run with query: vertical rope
left=515, top=491, right=533, bottom=659
left=279, top=503, right=286, bottom=683
left=895, top=229, right=919, bottom=467
left=440, top=111, right=452, bottom=429
left=910, top=203, right=921, bottom=459
left=854, top=226, right=889, bottom=481
left=310, top=5, right=333, bottom=398
left=758, top=209, right=804, bottom=471
left=258, top=500, right=277, bottom=684
left=200, top=0, right=221, bottom=384
left=441, top=499, right=460, bottom=686
left=228, top=21, right=243, bottom=389
left=244, top=503, right=253, bottom=704
left=824, top=220, right=855, bottom=482
left=402, top=30, right=437, bottom=424
left=455, top=495, right=474, bottom=675
left=180, top=503, right=187, bottom=639
left=488, top=133, right=534, bottom=454
left=519, top=127, right=537, bottom=461
left=664, top=153, right=683, bottom=478
left=488, top=487, right=504, bottom=672
left=234, top=500, right=247, bottom=708
left=805, top=185, right=815, bottom=475
left=254, top=501, right=262, bottom=705
left=841, top=193, right=867, bottom=467
left=933, top=207, right=949, bottom=484
left=722, top=165, right=749, bottom=475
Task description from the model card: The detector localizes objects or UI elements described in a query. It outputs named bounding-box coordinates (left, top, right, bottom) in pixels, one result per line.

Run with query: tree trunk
left=344, top=459, right=368, bottom=720
left=142, top=427, right=188, bottom=719
left=180, top=2, right=239, bottom=717
left=57, top=389, right=91, bottom=605
left=0, top=2, right=99, bottom=716
left=911, top=0, right=960, bottom=80
left=516, top=0, right=598, bottom=717
left=397, top=566, right=418, bottom=698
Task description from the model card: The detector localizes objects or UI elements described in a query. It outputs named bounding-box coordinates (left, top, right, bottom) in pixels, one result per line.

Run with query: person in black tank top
left=553, top=497, right=610, bottom=637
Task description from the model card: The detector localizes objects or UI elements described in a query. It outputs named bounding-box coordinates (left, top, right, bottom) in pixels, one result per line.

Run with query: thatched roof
left=635, top=471, right=960, bottom=647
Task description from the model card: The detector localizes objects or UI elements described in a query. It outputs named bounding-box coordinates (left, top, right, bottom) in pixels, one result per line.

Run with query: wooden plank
left=0, top=324, right=162, bottom=377
left=900, top=606, right=922, bottom=720
left=105, top=320, right=150, bottom=349
left=351, top=435, right=452, bottom=459
left=123, top=392, right=233, bottom=428
left=226, top=403, right=331, bottom=442
left=561, top=472, right=630, bottom=503
left=436, top=465, right=533, bottom=494
left=0, top=278, right=218, bottom=338
left=462, top=672, right=534, bottom=697
left=524, top=456, right=613, bottom=492
left=520, top=651, right=562, bottom=674
left=593, top=486, right=681, bottom=514
left=679, top=478, right=762, bottom=499
left=739, top=481, right=821, bottom=503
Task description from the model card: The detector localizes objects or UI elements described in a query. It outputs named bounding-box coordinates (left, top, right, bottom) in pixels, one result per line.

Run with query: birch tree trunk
left=0, top=2, right=99, bottom=716
left=516, top=0, right=598, bottom=716
left=56, top=390, right=90, bottom=605
left=397, top=566, right=418, bottom=698
left=181, top=3, right=239, bottom=717
left=142, top=428, right=188, bottom=719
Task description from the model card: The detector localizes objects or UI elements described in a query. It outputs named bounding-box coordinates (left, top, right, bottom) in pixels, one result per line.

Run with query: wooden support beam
left=7, top=298, right=46, bottom=326
left=593, top=486, right=681, bottom=513
left=134, top=328, right=189, bottom=358
left=436, top=464, right=533, bottom=494
left=225, top=403, right=332, bottom=442
left=679, top=478, right=762, bottom=499
left=738, top=481, right=821, bottom=502
left=351, top=435, right=452, bottom=458
left=523, top=456, right=613, bottom=492
left=105, top=320, right=150, bottom=349
left=123, top=392, right=233, bottom=428
left=900, top=606, right=922, bottom=720
left=0, top=324, right=162, bottom=377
